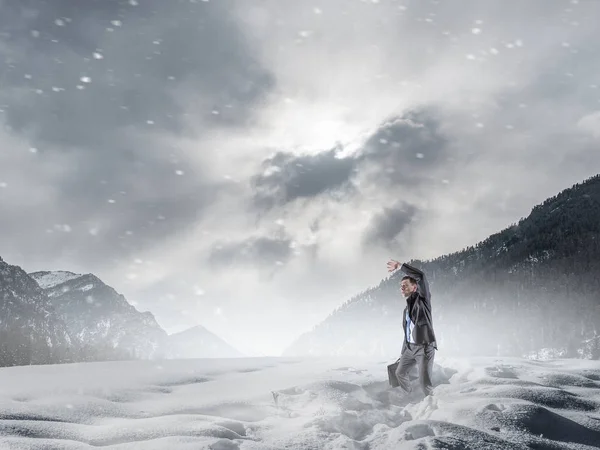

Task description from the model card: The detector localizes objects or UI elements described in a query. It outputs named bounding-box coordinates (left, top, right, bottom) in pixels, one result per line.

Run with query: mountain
left=284, top=174, right=600, bottom=359
left=164, top=325, right=245, bottom=359
left=0, top=257, right=247, bottom=367
left=0, top=257, right=73, bottom=366
left=30, top=270, right=168, bottom=360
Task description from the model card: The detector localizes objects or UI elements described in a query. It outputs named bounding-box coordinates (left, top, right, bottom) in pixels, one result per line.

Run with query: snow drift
left=1, top=356, right=599, bottom=449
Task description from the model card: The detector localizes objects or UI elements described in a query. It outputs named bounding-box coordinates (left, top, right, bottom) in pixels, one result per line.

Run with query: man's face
left=400, top=279, right=416, bottom=298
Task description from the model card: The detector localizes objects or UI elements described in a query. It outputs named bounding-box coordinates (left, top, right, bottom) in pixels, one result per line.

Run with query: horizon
left=2, top=0, right=600, bottom=355
left=5, top=170, right=594, bottom=359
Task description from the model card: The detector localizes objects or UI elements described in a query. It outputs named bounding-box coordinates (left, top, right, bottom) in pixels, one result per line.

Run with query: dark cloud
left=250, top=109, right=449, bottom=213
left=0, top=0, right=272, bottom=269
left=0, top=0, right=273, bottom=147
left=251, top=147, right=357, bottom=210
left=208, top=234, right=294, bottom=268
left=362, top=201, right=418, bottom=250
left=356, top=109, right=449, bottom=187
left=0, top=160, right=228, bottom=272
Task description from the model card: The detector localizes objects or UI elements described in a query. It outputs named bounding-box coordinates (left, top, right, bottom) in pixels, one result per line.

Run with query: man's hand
left=387, top=259, right=401, bottom=272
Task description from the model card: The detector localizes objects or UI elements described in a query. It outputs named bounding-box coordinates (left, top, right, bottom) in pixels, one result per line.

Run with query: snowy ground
left=1, top=356, right=600, bottom=449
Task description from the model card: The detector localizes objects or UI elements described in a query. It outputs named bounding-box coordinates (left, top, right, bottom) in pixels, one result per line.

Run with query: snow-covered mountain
left=0, top=257, right=72, bottom=366
left=29, top=270, right=246, bottom=361
left=30, top=270, right=167, bottom=360
left=0, top=257, right=246, bottom=366
left=164, top=325, right=245, bottom=359
left=284, top=174, right=600, bottom=359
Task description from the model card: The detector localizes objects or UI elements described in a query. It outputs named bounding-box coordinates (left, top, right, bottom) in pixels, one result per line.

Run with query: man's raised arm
left=400, top=262, right=430, bottom=301
left=387, top=259, right=430, bottom=301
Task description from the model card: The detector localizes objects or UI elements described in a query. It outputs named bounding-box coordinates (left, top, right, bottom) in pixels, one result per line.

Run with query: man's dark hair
left=401, top=275, right=417, bottom=285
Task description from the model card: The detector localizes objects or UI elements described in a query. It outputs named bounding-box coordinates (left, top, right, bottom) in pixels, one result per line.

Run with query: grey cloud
left=356, top=109, right=449, bottom=187
left=347, top=109, right=449, bottom=253
left=0, top=164, right=225, bottom=273
left=208, top=234, right=294, bottom=268
left=1, top=0, right=273, bottom=148
left=0, top=0, right=272, bottom=269
left=362, top=202, right=418, bottom=251
left=249, top=109, right=449, bottom=213
left=251, top=147, right=357, bottom=210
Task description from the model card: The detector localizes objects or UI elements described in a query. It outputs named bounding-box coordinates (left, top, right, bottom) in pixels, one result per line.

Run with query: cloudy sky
left=1, top=0, right=599, bottom=355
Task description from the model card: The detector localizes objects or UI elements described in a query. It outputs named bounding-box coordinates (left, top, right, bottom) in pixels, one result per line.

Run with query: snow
left=31, top=271, right=83, bottom=289
left=1, top=356, right=599, bottom=449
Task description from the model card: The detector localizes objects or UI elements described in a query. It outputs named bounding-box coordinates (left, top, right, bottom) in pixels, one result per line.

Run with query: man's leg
left=394, top=344, right=417, bottom=393
left=417, top=343, right=435, bottom=396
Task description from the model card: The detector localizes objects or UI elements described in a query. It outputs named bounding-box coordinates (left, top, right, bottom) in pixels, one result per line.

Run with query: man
left=386, top=259, right=437, bottom=396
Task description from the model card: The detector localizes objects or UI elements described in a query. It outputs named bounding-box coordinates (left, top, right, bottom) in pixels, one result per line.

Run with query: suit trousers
left=394, top=342, right=435, bottom=396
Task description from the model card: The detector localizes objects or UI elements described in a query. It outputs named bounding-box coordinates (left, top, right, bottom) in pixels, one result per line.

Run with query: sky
left=1, top=0, right=600, bottom=356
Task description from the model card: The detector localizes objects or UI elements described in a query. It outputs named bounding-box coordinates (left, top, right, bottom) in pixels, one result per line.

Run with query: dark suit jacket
left=400, top=263, right=438, bottom=349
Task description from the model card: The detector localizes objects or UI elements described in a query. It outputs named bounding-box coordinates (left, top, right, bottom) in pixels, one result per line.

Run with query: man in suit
left=387, top=259, right=437, bottom=396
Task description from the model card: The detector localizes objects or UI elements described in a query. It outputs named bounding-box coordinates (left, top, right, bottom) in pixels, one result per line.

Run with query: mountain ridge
left=165, top=325, right=245, bottom=359
left=284, top=173, right=600, bottom=359
left=0, top=260, right=246, bottom=366
left=0, top=258, right=73, bottom=366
